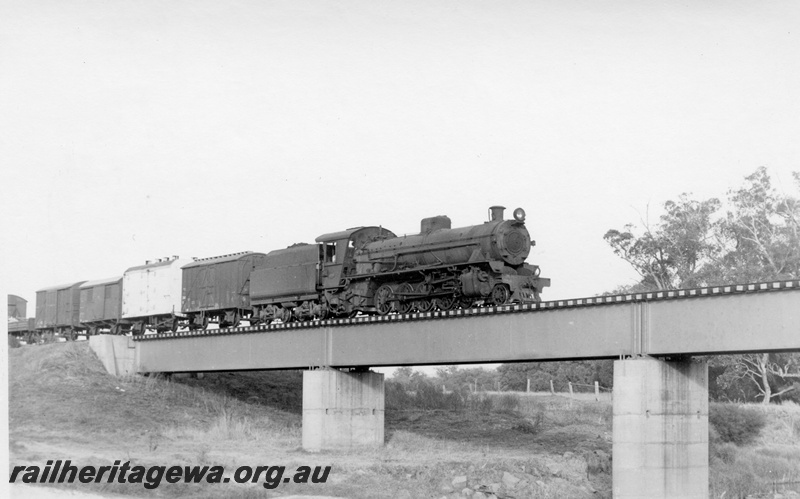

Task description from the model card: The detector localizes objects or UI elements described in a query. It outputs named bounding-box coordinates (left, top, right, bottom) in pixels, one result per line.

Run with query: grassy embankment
left=8, top=341, right=799, bottom=498
left=709, top=401, right=800, bottom=497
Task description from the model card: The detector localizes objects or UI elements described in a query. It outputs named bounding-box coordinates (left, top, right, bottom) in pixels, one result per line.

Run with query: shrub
left=385, top=381, right=466, bottom=411
left=495, top=393, right=520, bottom=413
left=467, top=394, right=494, bottom=413
left=710, top=403, right=766, bottom=445
left=8, top=336, right=22, bottom=348
left=513, top=411, right=543, bottom=434
left=385, top=381, right=415, bottom=410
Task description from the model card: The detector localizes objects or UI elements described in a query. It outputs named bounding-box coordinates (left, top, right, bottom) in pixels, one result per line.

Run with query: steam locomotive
left=249, top=205, right=549, bottom=323
left=21, top=205, right=549, bottom=338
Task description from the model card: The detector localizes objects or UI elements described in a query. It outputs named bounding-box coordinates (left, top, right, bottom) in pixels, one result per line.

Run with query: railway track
left=134, top=279, right=800, bottom=342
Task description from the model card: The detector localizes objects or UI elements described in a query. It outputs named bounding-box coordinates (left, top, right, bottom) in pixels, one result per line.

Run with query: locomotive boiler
left=250, top=206, right=549, bottom=323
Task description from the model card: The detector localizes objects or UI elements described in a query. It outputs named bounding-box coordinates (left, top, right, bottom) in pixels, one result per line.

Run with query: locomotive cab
left=315, top=227, right=397, bottom=289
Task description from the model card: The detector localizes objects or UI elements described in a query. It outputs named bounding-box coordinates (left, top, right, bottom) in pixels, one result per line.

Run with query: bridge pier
left=302, top=369, right=385, bottom=452
left=613, top=357, right=708, bottom=499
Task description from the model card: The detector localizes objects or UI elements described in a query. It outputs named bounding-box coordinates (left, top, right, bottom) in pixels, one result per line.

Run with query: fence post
left=595, top=381, right=600, bottom=401
left=550, top=380, right=555, bottom=394
left=527, top=378, right=530, bottom=393
left=568, top=382, right=574, bottom=398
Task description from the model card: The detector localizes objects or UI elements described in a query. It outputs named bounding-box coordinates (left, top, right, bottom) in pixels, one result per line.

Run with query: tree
left=605, top=167, right=800, bottom=403
left=603, top=195, right=721, bottom=290
left=496, top=360, right=614, bottom=392
left=434, top=366, right=500, bottom=392
left=390, top=366, right=431, bottom=391
left=714, top=167, right=800, bottom=283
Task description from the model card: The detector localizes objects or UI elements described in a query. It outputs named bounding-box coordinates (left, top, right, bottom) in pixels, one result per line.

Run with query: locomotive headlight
left=513, top=207, right=526, bottom=222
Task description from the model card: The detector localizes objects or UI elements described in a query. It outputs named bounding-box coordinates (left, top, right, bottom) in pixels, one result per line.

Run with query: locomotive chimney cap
left=489, top=206, right=506, bottom=222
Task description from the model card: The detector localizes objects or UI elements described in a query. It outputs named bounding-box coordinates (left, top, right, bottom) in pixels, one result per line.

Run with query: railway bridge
left=92, top=280, right=800, bottom=499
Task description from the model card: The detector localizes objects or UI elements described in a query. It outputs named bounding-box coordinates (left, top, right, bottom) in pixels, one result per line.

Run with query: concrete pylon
left=302, top=369, right=384, bottom=452
left=613, top=357, right=708, bottom=499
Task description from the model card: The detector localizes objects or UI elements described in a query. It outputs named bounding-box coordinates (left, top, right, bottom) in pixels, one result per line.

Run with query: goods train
left=11, top=206, right=549, bottom=341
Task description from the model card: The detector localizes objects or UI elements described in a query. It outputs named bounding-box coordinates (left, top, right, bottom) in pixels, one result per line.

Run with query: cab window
left=325, top=243, right=336, bottom=263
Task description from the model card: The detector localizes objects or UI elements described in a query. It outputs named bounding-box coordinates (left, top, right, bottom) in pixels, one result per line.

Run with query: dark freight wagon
left=79, top=277, right=124, bottom=334
left=8, top=318, right=36, bottom=338
left=8, top=294, right=27, bottom=319
left=8, top=294, right=35, bottom=339
left=182, top=251, right=267, bottom=328
left=35, top=281, right=86, bottom=339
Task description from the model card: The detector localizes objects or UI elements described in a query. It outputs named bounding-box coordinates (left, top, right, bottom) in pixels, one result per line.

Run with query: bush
left=495, top=393, right=520, bottom=413
left=710, top=403, right=766, bottom=445
left=385, top=381, right=466, bottom=411
left=9, top=336, right=22, bottom=348
left=513, top=411, right=543, bottom=434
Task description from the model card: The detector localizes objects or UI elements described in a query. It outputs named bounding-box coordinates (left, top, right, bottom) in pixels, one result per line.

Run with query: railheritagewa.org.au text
left=9, top=460, right=331, bottom=490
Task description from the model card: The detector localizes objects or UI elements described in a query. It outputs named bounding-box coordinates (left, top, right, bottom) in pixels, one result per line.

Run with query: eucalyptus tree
left=604, top=167, right=800, bottom=403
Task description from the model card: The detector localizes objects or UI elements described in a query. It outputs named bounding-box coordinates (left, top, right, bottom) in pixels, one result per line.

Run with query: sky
left=2, top=0, right=799, bottom=311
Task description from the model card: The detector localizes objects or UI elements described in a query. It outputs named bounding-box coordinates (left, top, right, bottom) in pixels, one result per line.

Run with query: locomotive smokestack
left=489, top=206, right=506, bottom=222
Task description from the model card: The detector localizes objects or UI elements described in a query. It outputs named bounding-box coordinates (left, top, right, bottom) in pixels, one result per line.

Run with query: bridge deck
left=134, top=281, right=800, bottom=373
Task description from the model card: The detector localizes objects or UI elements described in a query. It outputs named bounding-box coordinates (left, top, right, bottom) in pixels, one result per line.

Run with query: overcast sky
left=2, top=0, right=799, bottom=310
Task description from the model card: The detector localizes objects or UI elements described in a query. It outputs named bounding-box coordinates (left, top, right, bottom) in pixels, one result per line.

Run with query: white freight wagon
left=122, top=256, right=194, bottom=333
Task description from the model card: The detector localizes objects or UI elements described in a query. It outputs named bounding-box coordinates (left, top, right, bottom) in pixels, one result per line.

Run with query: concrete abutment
left=88, top=334, right=137, bottom=376
left=613, top=357, right=709, bottom=499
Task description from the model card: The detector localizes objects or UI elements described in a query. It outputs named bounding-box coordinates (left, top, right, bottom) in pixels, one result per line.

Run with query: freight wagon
left=35, top=281, right=86, bottom=339
left=182, top=251, right=268, bottom=329
left=79, top=277, right=124, bottom=335
left=122, top=256, right=194, bottom=334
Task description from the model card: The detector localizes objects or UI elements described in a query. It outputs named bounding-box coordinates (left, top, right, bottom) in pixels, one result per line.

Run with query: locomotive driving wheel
left=396, top=283, right=413, bottom=314
left=413, top=282, right=434, bottom=312
left=415, top=299, right=435, bottom=313
left=434, top=294, right=458, bottom=311
left=375, top=284, right=394, bottom=315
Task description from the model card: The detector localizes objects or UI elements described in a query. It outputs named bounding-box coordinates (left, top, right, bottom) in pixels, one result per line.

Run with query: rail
left=134, top=279, right=800, bottom=342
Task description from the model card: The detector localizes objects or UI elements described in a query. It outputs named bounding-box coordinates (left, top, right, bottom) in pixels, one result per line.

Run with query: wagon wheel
left=434, top=294, right=458, bottom=311
left=219, top=310, right=242, bottom=329
left=459, top=297, right=474, bottom=309
left=375, top=284, right=394, bottom=315
left=396, top=283, right=414, bottom=314
left=490, top=284, right=511, bottom=305
left=277, top=306, right=294, bottom=323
